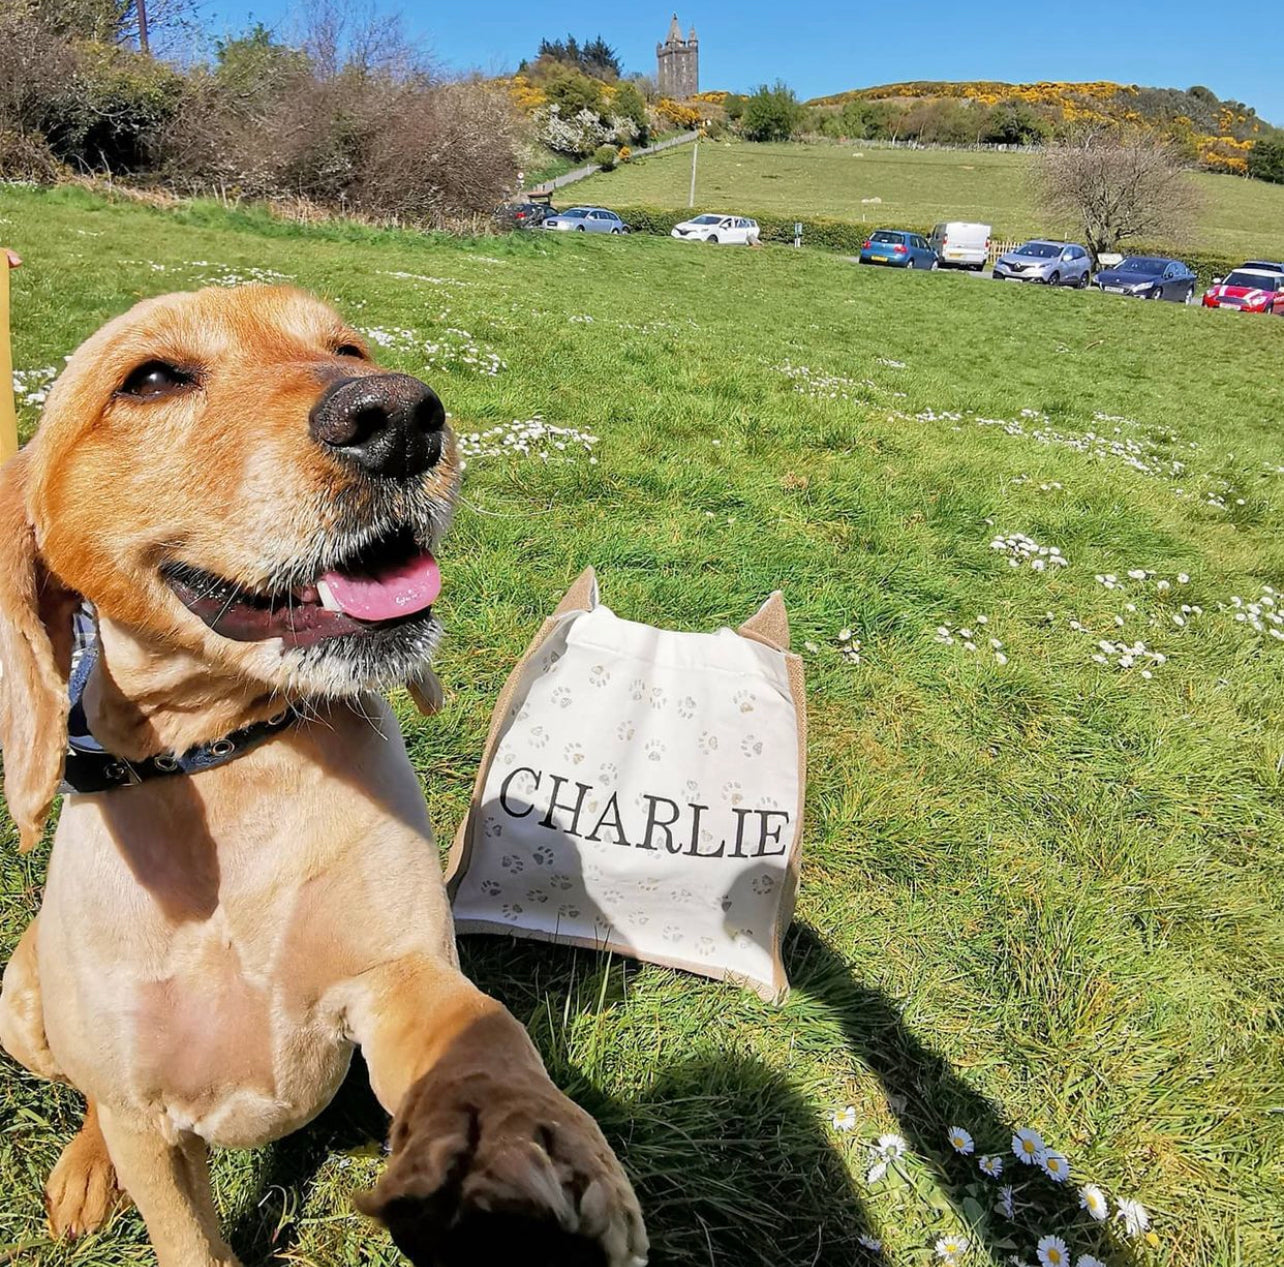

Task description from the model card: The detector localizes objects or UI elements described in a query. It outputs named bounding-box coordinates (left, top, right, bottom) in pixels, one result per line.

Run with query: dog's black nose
left=309, top=374, right=445, bottom=480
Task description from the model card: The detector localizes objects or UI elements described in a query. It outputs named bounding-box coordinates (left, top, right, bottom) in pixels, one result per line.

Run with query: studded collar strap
left=59, top=606, right=300, bottom=795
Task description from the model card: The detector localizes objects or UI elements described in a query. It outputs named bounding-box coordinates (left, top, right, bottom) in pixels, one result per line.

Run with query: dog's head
left=0, top=285, right=458, bottom=848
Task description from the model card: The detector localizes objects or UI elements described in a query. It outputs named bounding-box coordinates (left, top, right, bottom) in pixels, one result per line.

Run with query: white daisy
left=979, top=1154, right=1003, bottom=1178
left=935, top=1233, right=968, bottom=1262
left=858, top=1233, right=882, bottom=1253
left=1076, top=1257, right=1106, bottom=1267
left=995, top=1184, right=1015, bottom=1219
left=1116, top=1197, right=1150, bottom=1237
left=831, top=1106, right=857, bottom=1132
left=1038, top=1149, right=1070, bottom=1183
left=877, top=1133, right=907, bottom=1157
left=948, top=1126, right=975, bottom=1155
left=866, top=1158, right=888, bottom=1184
left=1036, top=1234, right=1070, bottom=1267
left=1012, top=1128, right=1044, bottom=1164
left=1079, top=1185, right=1108, bottom=1221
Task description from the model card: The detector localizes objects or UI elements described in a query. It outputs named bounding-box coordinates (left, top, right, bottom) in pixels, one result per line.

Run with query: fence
left=525, top=131, right=698, bottom=198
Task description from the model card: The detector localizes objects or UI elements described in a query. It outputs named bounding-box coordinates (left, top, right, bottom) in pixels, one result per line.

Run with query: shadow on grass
left=225, top=923, right=1138, bottom=1267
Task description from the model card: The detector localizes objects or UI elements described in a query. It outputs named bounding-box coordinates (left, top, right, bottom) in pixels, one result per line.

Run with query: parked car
left=1094, top=256, right=1197, bottom=303
left=493, top=201, right=553, bottom=230
left=859, top=230, right=937, bottom=270
left=671, top=213, right=761, bottom=245
left=542, top=207, right=628, bottom=234
left=929, top=221, right=991, bottom=271
left=993, top=240, right=1092, bottom=287
left=1201, top=266, right=1284, bottom=314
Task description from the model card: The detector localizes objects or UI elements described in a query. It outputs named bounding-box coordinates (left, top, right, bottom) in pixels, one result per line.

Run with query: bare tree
left=1034, top=129, right=1201, bottom=264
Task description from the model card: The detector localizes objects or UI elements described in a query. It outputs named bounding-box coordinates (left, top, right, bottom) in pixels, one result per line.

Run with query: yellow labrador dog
left=0, top=286, right=647, bottom=1267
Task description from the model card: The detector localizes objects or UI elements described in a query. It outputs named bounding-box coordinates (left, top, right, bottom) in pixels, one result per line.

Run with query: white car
left=671, top=213, right=760, bottom=245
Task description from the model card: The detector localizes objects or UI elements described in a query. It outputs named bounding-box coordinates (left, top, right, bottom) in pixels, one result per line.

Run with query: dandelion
left=1036, top=1234, right=1070, bottom=1267
left=995, top=1184, right=1015, bottom=1219
left=1116, top=1197, right=1150, bottom=1237
left=948, top=1126, right=975, bottom=1155
left=831, top=1106, right=857, bottom=1132
left=935, top=1233, right=968, bottom=1262
left=1078, top=1185, right=1108, bottom=1221
left=858, top=1233, right=882, bottom=1253
left=979, top=1154, right=1004, bottom=1178
left=1038, top=1150, right=1070, bottom=1183
left=1013, top=1128, right=1044, bottom=1164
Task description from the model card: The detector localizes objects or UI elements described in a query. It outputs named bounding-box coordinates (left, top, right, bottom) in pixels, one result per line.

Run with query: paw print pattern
left=629, top=679, right=646, bottom=702
left=501, top=903, right=524, bottom=920
left=525, top=889, right=549, bottom=904
left=669, top=887, right=696, bottom=906
left=662, top=924, right=684, bottom=944
left=550, top=873, right=574, bottom=891
left=483, top=817, right=504, bottom=839
left=589, top=664, right=611, bottom=687
left=684, top=779, right=700, bottom=798
left=480, top=879, right=502, bottom=897
left=601, top=887, right=624, bottom=904
left=644, top=739, right=666, bottom=762
left=732, top=928, right=756, bottom=950
left=733, top=689, right=757, bottom=714
left=563, top=741, right=585, bottom=766
left=722, top=781, right=744, bottom=806
left=751, top=874, right=777, bottom=896
left=617, top=721, right=636, bottom=742
left=529, top=725, right=549, bottom=750
left=551, top=686, right=573, bottom=709
left=720, top=894, right=734, bottom=912
left=557, top=903, right=581, bottom=919
left=695, top=937, right=717, bottom=958
left=599, top=761, right=619, bottom=783
left=531, top=845, right=555, bottom=867
left=677, top=696, right=697, bottom=719
left=649, top=687, right=667, bottom=710
left=698, top=731, right=719, bottom=754
left=636, top=877, right=660, bottom=894
left=514, top=704, right=530, bottom=723
left=740, top=734, right=764, bottom=758
left=630, top=910, right=651, bottom=927
left=500, top=855, right=525, bottom=874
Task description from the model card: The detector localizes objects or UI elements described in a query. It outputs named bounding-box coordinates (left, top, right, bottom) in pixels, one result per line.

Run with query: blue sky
left=205, top=1, right=1284, bottom=126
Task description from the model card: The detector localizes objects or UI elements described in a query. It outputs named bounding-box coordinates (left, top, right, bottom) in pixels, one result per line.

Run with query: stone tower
left=656, top=14, right=698, bottom=100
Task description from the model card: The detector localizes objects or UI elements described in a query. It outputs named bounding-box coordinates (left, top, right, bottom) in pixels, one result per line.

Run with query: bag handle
left=738, top=591, right=791, bottom=652
left=553, top=566, right=599, bottom=617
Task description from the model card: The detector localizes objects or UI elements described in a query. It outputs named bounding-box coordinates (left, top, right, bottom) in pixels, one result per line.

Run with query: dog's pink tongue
left=321, top=552, right=440, bottom=621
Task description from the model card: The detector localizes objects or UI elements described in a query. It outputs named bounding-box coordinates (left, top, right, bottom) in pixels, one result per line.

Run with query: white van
left=930, top=222, right=991, bottom=271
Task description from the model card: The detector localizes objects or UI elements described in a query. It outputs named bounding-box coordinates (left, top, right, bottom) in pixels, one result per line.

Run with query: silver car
left=542, top=206, right=628, bottom=234
left=993, top=240, right=1092, bottom=287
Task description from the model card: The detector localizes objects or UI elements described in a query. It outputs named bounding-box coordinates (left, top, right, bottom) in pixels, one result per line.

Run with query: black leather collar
left=60, top=606, right=300, bottom=795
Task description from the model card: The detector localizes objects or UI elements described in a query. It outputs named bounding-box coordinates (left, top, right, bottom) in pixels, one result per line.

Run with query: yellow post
left=0, top=248, right=19, bottom=463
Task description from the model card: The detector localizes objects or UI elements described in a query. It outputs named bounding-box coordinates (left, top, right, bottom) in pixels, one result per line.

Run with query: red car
left=1202, top=265, right=1284, bottom=314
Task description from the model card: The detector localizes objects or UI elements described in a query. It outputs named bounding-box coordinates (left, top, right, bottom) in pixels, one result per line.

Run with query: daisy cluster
left=377, top=269, right=472, bottom=287
left=1009, top=475, right=1063, bottom=493
left=423, top=327, right=507, bottom=377
left=1225, top=587, right=1284, bottom=642
left=454, top=416, right=598, bottom=471
left=835, top=1113, right=1154, bottom=1265
left=775, top=359, right=873, bottom=402
left=12, top=365, right=57, bottom=407
left=191, top=263, right=292, bottom=287
left=989, top=533, right=1069, bottom=572
left=934, top=616, right=1007, bottom=665
left=836, top=627, right=862, bottom=663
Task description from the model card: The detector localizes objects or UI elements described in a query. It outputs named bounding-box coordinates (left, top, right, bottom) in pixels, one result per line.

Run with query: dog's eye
left=119, top=361, right=192, bottom=398
left=335, top=344, right=368, bottom=360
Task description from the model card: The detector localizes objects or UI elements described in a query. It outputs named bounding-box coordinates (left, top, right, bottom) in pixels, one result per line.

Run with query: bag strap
left=738, top=591, right=791, bottom=652
left=553, top=565, right=599, bottom=616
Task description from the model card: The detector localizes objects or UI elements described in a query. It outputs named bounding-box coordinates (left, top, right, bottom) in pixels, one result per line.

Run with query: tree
left=741, top=81, right=802, bottom=143
left=534, top=33, right=620, bottom=81
left=982, top=100, right=1048, bottom=146
left=610, top=81, right=648, bottom=144
left=1247, top=134, right=1284, bottom=184
left=1034, top=131, right=1201, bottom=264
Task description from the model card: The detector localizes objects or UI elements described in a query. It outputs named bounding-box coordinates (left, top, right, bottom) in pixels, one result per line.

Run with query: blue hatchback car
left=859, top=229, right=937, bottom=270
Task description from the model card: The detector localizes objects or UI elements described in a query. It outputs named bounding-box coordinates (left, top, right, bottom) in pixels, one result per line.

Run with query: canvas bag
left=446, top=568, right=807, bottom=1002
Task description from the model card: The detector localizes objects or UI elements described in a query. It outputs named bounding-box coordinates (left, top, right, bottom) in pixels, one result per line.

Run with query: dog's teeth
left=316, top=579, right=342, bottom=612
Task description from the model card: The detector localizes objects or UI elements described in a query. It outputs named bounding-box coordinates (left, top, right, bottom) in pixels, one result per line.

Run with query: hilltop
left=805, top=81, right=1276, bottom=173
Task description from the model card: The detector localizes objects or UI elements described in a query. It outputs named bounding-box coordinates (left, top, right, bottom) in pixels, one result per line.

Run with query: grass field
left=2, top=185, right=1283, bottom=1267
left=576, top=140, right=1284, bottom=259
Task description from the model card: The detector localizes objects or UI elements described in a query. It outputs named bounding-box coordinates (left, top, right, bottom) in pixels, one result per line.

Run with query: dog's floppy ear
left=0, top=451, right=77, bottom=852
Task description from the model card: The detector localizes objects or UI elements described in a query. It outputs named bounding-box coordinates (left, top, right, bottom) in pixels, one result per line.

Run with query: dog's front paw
left=358, top=1059, right=647, bottom=1267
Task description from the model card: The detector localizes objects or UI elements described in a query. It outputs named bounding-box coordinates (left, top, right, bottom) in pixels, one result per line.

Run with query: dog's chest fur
left=36, top=699, right=456, bottom=1147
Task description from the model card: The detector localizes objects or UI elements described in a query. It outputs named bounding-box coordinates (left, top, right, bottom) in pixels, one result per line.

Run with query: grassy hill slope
left=577, top=140, right=1284, bottom=259
left=2, top=185, right=1282, bottom=1267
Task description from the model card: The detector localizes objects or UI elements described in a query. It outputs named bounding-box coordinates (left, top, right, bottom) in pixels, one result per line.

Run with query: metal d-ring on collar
left=59, top=605, right=300, bottom=796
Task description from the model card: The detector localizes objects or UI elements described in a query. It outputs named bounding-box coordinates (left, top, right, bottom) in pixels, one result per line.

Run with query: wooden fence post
left=0, top=249, right=19, bottom=464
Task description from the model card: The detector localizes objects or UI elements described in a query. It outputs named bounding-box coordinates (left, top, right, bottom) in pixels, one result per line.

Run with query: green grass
left=576, top=139, right=1284, bottom=258
left=2, top=184, right=1283, bottom=1267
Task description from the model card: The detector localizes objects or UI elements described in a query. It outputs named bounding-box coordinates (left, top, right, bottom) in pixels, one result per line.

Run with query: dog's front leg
left=348, top=957, right=647, bottom=1267
left=95, top=1107, right=239, bottom=1267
